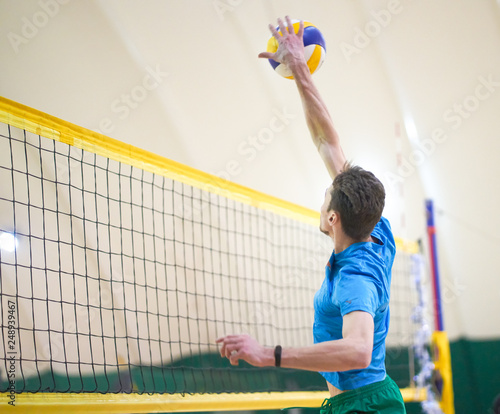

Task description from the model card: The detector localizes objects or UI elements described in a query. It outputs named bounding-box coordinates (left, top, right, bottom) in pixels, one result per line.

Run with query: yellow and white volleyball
left=266, top=20, right=326, bottom=79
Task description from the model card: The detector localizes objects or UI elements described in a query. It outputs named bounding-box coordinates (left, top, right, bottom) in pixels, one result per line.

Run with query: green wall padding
left=450, top=338, right=500, bottom=414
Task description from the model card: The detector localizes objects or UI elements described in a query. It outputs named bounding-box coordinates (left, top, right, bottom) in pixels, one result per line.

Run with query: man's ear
left=329, top=211, right=338, bottom=225
left=328, top=210, right=338, bottom=226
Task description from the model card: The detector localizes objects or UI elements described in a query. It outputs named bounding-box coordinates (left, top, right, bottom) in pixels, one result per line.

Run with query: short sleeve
left=371, top=217, right=396, bottom=257
left=336, top=267, right=380, bottom=318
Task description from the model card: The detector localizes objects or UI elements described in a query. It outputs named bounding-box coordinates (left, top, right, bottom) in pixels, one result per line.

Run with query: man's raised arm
left=258, top=16, right=346, bottom=179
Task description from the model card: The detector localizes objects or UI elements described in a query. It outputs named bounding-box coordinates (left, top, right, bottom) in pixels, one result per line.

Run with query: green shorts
left=320, top=375, right=406, bottom=414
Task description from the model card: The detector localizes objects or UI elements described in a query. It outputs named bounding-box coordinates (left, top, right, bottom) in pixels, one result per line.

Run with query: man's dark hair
left=328, top=163, right=385, bottom=241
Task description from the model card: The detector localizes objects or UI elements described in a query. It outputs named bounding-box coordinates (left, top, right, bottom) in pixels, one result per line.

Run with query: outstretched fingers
left=258, top=22, right=280, bottom=60
left=297, top=19, right=304, bottom=38
left=258, top=51, right=275, bottom=59
left=284, top=16, right=295, bottom=35
left=284, top=16, right=303, bottom=38
left=268, top=22, right=280, bottom=39
left=258, top=17, right=304, bottom=60
left=277, top=17, right=288, bottom=37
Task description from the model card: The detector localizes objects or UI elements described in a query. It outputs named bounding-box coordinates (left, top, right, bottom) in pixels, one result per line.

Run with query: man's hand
left=258, top=16, right=307, bottom=72
left=216, top=334, right=274, bottom=367
left=258, top=16, right=345, bottom=179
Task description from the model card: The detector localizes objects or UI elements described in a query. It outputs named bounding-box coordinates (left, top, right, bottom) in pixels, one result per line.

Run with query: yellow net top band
left=0, top=96, right=319, bottom=226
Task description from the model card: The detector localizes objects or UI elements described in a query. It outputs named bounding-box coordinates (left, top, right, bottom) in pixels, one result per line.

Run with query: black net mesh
left=0, top=122, right=420, bottom=395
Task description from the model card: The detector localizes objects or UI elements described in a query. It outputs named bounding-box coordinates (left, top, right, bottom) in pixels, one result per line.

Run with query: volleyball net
left=0, top=97, right=453, bottom=413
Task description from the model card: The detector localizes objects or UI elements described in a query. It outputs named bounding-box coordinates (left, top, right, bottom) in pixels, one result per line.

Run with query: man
left=216, top=17, right=406, bottom=413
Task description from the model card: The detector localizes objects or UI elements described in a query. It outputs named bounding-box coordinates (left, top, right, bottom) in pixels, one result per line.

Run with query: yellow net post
left=432, top=331, right=455, bottom=414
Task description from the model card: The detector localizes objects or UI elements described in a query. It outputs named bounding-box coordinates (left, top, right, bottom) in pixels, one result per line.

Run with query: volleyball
left=266, top=20, right=326, bottom=79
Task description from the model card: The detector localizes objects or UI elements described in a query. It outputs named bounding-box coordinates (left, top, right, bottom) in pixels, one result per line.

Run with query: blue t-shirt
left=313, top=217, right=396, bottom=390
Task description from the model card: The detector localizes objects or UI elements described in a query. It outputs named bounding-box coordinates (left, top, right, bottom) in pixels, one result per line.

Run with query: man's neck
left=333, top=233, right=373, bottom=254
